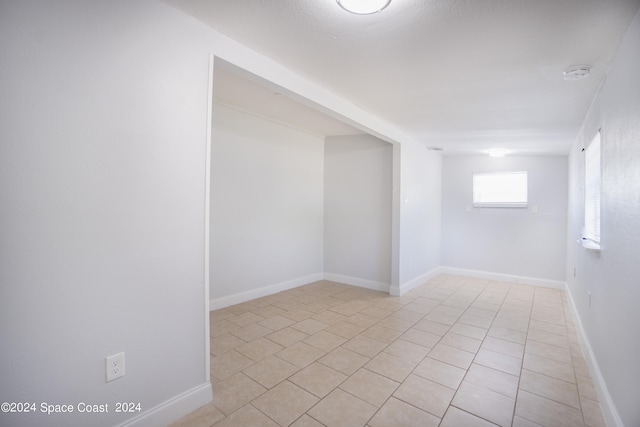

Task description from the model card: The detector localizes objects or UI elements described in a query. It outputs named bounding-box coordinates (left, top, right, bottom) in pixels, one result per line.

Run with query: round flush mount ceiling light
left=336, top=0, right=392, bottom=15
left=487, top=149, right=508, bottom=158
left=563, top=65, right=591, bottom=81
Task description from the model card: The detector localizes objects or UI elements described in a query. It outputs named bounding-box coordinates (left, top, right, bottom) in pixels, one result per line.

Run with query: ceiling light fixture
left=488, top=149, right=508, bottom=158
left=563, top=65, right=591, bottom=81
left=336, top=0, right=392, bottom=15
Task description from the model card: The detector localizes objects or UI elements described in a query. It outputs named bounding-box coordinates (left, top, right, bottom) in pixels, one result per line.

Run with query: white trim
left=565, top=287, right=622, bottom=427
left=204, top=53, right=214, bottom=384
left=390, top=267, right=443, bottom=296
left=323, top=273, right=390, bottom=292
left=390, top=143, right=402, bottom=292
left=209, top=273, right=324, bottom=310
left=472, top=202, right=528, bottom=208
left=439, top=266, right=566, bottom=290
left=119, top=383, right=212, bottom=427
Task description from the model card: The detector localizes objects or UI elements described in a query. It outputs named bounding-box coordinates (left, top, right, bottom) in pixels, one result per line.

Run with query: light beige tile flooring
left=171, top=275, right=606, bottom=427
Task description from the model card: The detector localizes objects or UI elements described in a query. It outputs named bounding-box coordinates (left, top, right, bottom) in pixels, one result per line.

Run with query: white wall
left=441, top=156, right=568, bottom=283
left=566, top=8, right=640, bottom=427
left=210, top=104, right=324, bottom=305
left=394, top=142, right=443, bottom=294
left=0, top=1, right=215, bottom=426
left=0, top=0, right=432, bottom=423
left=324, top=135, right=392, bottom=290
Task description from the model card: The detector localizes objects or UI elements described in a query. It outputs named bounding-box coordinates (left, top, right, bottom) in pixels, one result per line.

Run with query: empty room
left=1, top=1, right=639, bottom=427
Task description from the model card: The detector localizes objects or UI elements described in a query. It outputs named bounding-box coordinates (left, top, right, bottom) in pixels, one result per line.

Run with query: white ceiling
left=166, top=0, right=640, bottom=154
left=213, top=65, right=363, bottom=137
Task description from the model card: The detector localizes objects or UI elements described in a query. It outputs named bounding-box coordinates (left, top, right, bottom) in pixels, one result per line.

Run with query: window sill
left=577, top=238, right=601, bottom=253
left=473, top=203, right=528, bottom=208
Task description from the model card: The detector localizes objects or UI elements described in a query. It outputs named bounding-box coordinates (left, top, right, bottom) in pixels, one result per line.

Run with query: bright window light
left=584, top=131, right=601, bottom=243
left=473, top=171, right=528, bottom=208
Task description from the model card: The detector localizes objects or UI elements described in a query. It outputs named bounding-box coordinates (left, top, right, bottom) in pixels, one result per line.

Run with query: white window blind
left=584, top=131, right=601, bottom=243
left=472, top=171, right=528, bottom=208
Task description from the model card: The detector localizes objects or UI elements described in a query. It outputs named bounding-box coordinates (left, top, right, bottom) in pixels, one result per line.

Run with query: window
left=584, top=131, right=601, bottom=243
left=473, top=171, right=528, bottom=208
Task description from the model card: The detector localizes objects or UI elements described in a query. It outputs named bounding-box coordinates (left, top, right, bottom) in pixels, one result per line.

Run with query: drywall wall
left=324, top=135, right=392, bottom=289
left=0, top=1, right=427, bottom=424
left=0, top=1, right=215, bottom=426
left=210, top=104, right=324, bottom=304
left=395, top=142, right=443, bottom=293
left=441, top=155, right=568, bottom=283
left=565, top=8, right=640, bottom=427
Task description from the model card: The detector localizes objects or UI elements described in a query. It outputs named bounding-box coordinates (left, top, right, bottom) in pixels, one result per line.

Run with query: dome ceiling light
left=336, top=0, right=392, bottom=15
left=488, top=149, right=508, bottom=158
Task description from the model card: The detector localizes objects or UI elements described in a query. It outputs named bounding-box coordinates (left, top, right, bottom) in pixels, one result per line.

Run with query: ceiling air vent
left=563, top=66, right=591, bottom=81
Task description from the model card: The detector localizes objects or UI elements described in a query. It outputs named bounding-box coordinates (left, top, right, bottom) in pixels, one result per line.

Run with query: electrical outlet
left=588, top=291, right=592, bottom=308
left=106, top=352, right=125, bottom=382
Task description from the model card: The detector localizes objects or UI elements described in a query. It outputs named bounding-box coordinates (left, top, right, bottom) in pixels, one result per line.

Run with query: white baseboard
left=209, top=268, right=565, bottom=308
left=209, top=273, right=324, bottom=311
left=439, top=266, right=566, bottom=290
left=323, top=273, right=389, bottom=292
left=120, top=382, right=212, bottom=427
left=564, top=287, right=622, bottom=427
left=390, top=267, right=443, bottom=296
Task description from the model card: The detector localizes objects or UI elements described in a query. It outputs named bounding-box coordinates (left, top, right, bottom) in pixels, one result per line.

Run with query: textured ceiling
left=214, top=65, right=363, bottom=137
left=166, top=0, right=640, bottom=154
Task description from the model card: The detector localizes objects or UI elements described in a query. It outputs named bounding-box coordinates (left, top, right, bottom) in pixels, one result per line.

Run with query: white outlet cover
left=106, top=352, right=125, bottom=382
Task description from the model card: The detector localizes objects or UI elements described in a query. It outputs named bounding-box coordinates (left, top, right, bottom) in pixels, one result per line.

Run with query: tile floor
left=171, top=275, right=606, bottom=427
